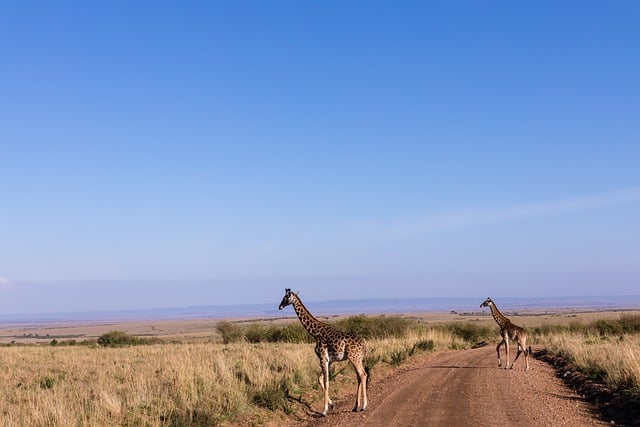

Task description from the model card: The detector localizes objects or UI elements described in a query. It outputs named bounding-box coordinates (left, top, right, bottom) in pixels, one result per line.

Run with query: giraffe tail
left=365, top=366, right=371, bottom=386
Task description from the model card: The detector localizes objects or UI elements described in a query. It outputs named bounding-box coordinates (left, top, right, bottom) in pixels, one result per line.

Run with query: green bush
left=252, top=377, right=292, bottom=413
left=243, top=323, right=312, bottom=344
left=410, top=339, right=435, bottom=355
left=447, top=323, right=493, bottom=343
left=534, top=315, right=640, bottom=338
left=39, top=376, right=55, bottom=389
left=388, top=349, right=408, bottom=366
left=96, top=331, right=160, bottom=347
left=618, top=314, right=640, bottom=334
left=335, top=315, right=416, bottom=339
left=215, top=315, right=421, bottom=345
left=216, top=321, right=245, bottom=344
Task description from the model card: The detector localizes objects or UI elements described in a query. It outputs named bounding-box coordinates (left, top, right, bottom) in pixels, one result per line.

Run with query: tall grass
left=0, top=320, right=459, bottom=426
left=4, top=313, right=638, bottom=425
left=543, top=333, right=640, bottom=390
left=537, top=314, right=640, bottom=392
left=0, top=342, right=319, bottom=426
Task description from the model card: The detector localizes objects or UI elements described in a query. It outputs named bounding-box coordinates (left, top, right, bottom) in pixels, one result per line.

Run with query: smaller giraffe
left=279, top=288, right=368, bottom=416
left=480, top=297, right=530, bottom=371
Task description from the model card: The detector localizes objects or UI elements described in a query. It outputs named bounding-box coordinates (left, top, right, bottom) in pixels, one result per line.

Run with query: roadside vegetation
left=0, top=314, right=638, bottom=425
left=534, top=314, right=640, bottom=391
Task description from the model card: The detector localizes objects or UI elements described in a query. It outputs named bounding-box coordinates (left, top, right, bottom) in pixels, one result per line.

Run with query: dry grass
left=0, top=328, right=455, bottom=427
left=540, top=332, right=640, bottom=391
left=0, top=343, right=314, bottom=426
left=1, top=310, right=639, bottom=425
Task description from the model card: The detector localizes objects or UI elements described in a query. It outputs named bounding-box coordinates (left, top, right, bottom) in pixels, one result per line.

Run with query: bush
left=96, top=331, right=160, bottom=347
left=39, top=376, right=55, bottom=389
left=214, top=315, right=423, bottom=345
left=388, top=349, right=408, bottom=366
left=410, top=339, right=435, bottom=355
left=216, top=321, right=245, bottom=344
left=251, top=377, right=292, bottom=413
left=447, top=323, right=493, bottom=343
left=335, top=315, right=416, bottom=339
left=244, top=323, right=312, bottom=344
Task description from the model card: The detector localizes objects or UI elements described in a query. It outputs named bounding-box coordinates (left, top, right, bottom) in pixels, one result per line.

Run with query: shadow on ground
left=535, top=349, right=640, bottom=427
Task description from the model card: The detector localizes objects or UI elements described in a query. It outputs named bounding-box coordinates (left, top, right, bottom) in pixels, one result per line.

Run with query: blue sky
left=1, top=2, right=639, bottom=314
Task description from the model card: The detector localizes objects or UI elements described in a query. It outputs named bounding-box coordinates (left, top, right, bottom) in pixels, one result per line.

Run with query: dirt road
left=301, top=346, right=608, bottom=426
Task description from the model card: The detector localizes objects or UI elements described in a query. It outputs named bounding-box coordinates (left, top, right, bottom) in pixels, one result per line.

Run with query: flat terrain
left=0, top=317, right=222, bottom=344
left=1, top=308, right=637, bottom=344
left=0, top=309, right=635, bottom=425
left=301, top=345, right=607, bottom=427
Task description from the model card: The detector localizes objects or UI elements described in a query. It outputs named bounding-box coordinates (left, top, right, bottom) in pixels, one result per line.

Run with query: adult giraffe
left=278, top=288, right=369, bottom=416
left=480, top=297, right=530, bottom=371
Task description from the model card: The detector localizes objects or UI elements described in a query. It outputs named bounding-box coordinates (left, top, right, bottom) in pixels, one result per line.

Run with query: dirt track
left=299, top=345, right=608, bottom=426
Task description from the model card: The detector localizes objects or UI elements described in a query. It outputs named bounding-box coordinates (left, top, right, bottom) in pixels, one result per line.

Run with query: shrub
left=39, top=376, right=55, bottom=389
left=244, top=323, right=312, bottom=344
left=410, top=339, right=435, bottom=355
left=388, top=349, right=408, bottom=366
left=271, top=323, right=313, bottom=343
left=617, top=314, right=640, bottom=334
left=216, top=321, right=244, bottom=344
left=96, top=331, right=161, bottom=347
left=447, top=323, right=493, bottom=343
left=251, top=377, right=292, bottom=413
left=335, top=315, right=416, bottom=339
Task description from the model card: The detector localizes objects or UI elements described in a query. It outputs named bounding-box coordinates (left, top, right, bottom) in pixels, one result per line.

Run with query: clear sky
left=1, top=2, right=639, bottom=315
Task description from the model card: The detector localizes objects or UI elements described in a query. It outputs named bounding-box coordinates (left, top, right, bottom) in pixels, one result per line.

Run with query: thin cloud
left=366, top=187, right=640, bottom=240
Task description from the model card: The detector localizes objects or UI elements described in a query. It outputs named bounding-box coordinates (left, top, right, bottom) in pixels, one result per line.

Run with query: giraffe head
left=480, top=297, right=494, bottom=308
left=278, top=288, right=297, bottom=310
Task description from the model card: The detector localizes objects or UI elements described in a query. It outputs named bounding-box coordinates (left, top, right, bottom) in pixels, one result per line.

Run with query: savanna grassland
left=0, top=310, right=639, bottom=426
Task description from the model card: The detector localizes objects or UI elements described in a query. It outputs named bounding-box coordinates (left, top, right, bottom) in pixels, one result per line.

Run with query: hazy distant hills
left=1, top=295, right=639, bottom=324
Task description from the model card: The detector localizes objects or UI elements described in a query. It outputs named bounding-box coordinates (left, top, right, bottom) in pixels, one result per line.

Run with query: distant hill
left=1, top=295, right=638, bottom=324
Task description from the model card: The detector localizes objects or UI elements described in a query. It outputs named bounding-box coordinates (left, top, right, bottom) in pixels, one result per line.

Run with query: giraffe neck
left=291, top=295, right=328, bottom=339
left=489, top=303, right=510, bottom=327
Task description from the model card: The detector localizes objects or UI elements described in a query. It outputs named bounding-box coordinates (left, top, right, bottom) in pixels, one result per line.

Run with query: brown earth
left=295, top=345, right=611, bottom=427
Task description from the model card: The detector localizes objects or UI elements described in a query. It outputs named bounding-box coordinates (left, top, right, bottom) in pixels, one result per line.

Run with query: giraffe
left=278, top=288, right=368, bottom=416
left=480, top=297, right=530, bottom=371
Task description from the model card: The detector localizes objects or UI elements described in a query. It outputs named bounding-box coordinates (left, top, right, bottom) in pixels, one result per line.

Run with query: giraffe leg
left=496, top=339, right=504, bottom=368
left=512, top=343, right=523, bottom=368
left=505, top=339, right=511, bottom=369
left=327, top=362, right=335, bottom=409
left=359, top=365, right=368, bottom=411
left=319, top=360, right=331, bottom=416
left=523, top=339, right=530, bottom=371
left=350, top=358, right=368, bottom=412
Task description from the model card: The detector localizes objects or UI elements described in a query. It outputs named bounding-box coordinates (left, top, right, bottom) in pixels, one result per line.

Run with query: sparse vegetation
left=447, top=323, right=494, bottom=344
left=215, top=321, right=245, bottom=344
left=97, top=330, right=163, bottom=347
left=538, top=315, right=640, bottom=391
left=0, top=316, right=447, bottom=425
left=0, top=312, right=638, bottom=425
